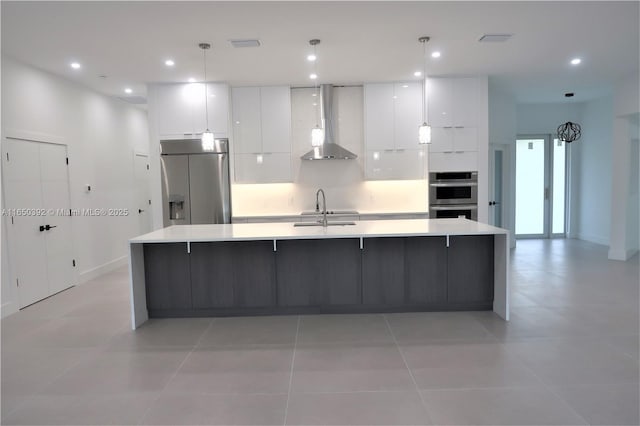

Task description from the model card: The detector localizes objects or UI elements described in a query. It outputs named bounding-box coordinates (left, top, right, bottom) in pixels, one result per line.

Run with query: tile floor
left=1, top=239, right=638, bottom=425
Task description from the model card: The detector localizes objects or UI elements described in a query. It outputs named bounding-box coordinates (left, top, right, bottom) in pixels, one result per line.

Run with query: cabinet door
left=365, top=149, right=425, bottom=180
left=144, top=243, right=192, bottom=310
left=234, top=152, right=292, bottom=183
left=231, top=87, right=262, bottom=154
left=429, top=128, right=454, bottom=153
left=362, top=238, right=405, bottom=305
left=427, top=78, right=453, bottom=127
left=448, top=235, right=494, bottom=304
left=190, top=241, right=276, bottom=309
left=453, top=127, right=478, bottom=152
left=364, top=84, right=394, bottom=151
left=194, top=83, right=229, bottom=136
left=452, top=78, right=478, bottom=127
left=405, top=237, right=448, bottom=304
left=261, top=86, right=292, bottom=153
left=429, top=152, right=478, bottom=172
left=155, top=84, right=197, bottom=136
left=394, top=82, right=422, bottom=150
left=276, top=239, right=361, bottom=307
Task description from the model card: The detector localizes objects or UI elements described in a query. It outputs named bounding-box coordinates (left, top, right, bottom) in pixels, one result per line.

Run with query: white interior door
left=134, top=153, right=152, bottom=234
left=2, top=139, right=74, bottom=308
left=39, top=142, right=75, bottom=294
left=488, top=145, right=505, bottom=227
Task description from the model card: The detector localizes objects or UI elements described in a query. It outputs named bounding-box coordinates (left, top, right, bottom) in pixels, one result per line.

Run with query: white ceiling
left=2, top=1, right=638, bottom=104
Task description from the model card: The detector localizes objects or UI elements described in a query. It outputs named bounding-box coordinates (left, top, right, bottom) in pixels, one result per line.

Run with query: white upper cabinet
left=231, top=85, right=292, bottom=183
left=393, top=82, right=423, bottom=150
left=363, top=83, right=395, bottom=151
left=232, top=87, right=262, bottom=154
left=427, top=77, right=478, bottom=128
left=155, top=83, right=229, bottom=138
left=260, top=86, right=292, bottom=153
left=364, top=82, right=425, bottom=180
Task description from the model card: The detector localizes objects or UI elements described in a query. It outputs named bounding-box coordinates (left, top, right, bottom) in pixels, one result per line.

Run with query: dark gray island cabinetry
left=129, top=219, right=510, bottom=328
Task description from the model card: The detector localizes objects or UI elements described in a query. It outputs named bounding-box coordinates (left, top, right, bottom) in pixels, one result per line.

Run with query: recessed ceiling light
left=311, top=93, right=317, bottom=97
left=307, top=54, right=317, bottom=62
left=570, top=58, right=581, bottom=65
left=402, top=84, right=409, bottom=88
left=165, top=59, right=175, bottom=67
left=124, top=88, right=132, bottom=94
left=431, top=51, right=441, bottom=58
left=309, top=73, right=318, bottom=80
left=70, top=62, right=81, bottom=69
left=188, top=78, right=196, bottom=83
left=414, top=71, right=422, bottom=77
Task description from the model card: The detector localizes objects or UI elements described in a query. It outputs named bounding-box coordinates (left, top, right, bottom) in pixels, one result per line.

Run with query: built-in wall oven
left=429, top=171, right=478, bottom=221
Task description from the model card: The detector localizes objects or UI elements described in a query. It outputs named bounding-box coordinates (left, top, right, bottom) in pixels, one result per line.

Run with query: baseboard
left=1, top=301, right=18, bottom=319
left=576, top=233, right=609, bottom=246
left=78, top=255, right=128, bottom=285
left=608, top=247, right=639, bottom=261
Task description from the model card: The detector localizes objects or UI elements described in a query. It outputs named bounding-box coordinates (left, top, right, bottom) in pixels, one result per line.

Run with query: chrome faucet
left=316, top=188, right=328, bottom=227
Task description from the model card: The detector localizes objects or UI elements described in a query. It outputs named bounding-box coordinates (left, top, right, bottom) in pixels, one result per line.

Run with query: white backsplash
left=231, top=86, right=428, bottom=216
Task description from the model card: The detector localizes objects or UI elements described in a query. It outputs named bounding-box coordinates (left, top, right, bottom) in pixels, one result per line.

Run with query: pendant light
left=309, top=39, right=324, bottom=147
left=418, top=36, right=432, bottom=144
left=199, top=42, right=215, bottom=151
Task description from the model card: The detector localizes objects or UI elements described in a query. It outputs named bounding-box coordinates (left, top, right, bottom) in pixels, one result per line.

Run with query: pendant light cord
left=202, top=46, right=209, bottom=129
left=421, top=37, right=428, bottom=124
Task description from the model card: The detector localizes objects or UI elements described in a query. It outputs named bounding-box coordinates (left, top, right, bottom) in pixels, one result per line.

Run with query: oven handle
left=429, top=182, right=478, bottom=187
left=429, top=205, right=478, bottom=210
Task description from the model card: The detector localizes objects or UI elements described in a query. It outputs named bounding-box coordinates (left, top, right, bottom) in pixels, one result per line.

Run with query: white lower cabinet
left=365, top=149, right=426, bottom=180
left=234, top=153, right=292, bottom=183
left=429, top=151, right=478, bottom=172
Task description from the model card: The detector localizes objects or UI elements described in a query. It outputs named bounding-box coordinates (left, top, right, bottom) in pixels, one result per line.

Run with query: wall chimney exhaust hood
left=301, top=85, right=358, bottom=160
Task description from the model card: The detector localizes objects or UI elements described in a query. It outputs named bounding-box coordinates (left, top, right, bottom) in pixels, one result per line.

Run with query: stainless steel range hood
left=301, top=84, right=358, bottom=160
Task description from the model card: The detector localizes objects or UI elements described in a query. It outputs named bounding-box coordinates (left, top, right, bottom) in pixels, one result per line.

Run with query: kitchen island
left=128, top=218, right=509, bottom=329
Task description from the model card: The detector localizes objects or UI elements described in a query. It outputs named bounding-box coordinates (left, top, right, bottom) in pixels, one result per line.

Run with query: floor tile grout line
left=382, top=313, right=434, bottom=425
left=503, top=343, right=591, bottom=425
left=282, top=315, right=301, bottom=426
left=135, top=317, right=217, bottom=426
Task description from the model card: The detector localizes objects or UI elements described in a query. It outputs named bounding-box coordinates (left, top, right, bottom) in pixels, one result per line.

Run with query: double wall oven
left=429, top=171, right=478, bottom=221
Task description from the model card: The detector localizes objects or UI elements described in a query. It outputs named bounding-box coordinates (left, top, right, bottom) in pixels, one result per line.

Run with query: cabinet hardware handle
left=39, top=225, right=46, bottom=232
left=455, top=150, right=464, bottom=153
left=138, top=209, right=145, bottom=214
left=443, top=126, right=453, bottom=129
left=454, top=126, right=464, bottom=129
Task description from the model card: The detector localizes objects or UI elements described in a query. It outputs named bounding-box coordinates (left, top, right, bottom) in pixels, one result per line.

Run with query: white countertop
left=130, top=218, right=507, bottom=244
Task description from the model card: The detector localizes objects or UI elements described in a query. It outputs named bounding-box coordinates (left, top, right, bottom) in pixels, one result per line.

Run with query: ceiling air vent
left=478, top=34, right=513, bottom=43
left=229, top=39, right=261, bottom=48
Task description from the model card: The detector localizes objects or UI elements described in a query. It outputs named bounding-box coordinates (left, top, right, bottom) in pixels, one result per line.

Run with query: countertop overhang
left=129, top=218, right=508, bottom=244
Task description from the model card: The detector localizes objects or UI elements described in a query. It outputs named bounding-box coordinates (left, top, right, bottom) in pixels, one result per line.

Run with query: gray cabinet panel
left=276, top=239, right=361, bottom=307
left=405, top=237, right=448, bottom=304
left=362, top=238, right=405, bottom=305
left=448, top=235, right=494, bottom=303
left=190, top=241, right=276, bottom=308
left=144, top=243, right=192, bottom=310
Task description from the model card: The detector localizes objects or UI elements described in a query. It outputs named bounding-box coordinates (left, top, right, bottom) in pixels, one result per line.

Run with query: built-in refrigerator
left=160, top=138, right=231, bottom=227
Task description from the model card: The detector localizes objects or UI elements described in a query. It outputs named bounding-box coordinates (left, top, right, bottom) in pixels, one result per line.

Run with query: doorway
left=515, top=135, right=567, bottom=238
left=2, top=138, right=76, bottom=308
left=134, top=153, right=152, bottom=235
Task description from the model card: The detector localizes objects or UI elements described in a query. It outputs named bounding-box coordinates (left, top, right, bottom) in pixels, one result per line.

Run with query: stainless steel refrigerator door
left=188, top=153, right=231, bottom=224
left=161, top=155, right=191, bottom=227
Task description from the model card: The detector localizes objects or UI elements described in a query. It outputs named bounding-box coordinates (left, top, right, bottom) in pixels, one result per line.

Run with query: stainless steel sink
left=300, top=210, right=359, bottom=215
left=293, top=221, right=357, bottom=227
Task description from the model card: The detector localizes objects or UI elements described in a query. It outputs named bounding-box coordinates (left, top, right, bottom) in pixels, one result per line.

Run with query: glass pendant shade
left=201, top=130, right=215, bottom=151
left=311, top=126, right=324, bottom=147
left=418, top=123, right=432, bottom=144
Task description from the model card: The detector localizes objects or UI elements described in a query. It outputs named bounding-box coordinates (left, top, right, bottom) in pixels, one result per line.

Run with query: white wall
left=574, top=96, right=613, bottom=245
left=1, top=56, right=149, bottom=317
left=488, top=81, right=517, bottom=246
left=609, top=72, right=640, bottom=260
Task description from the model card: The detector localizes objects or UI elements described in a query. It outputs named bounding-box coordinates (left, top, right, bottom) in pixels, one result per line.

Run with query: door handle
left=39, top=225, right=46, bottom=232
left=44, top=224, right=57, bottom=231
left=138, top=209, right=145, bottom=214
